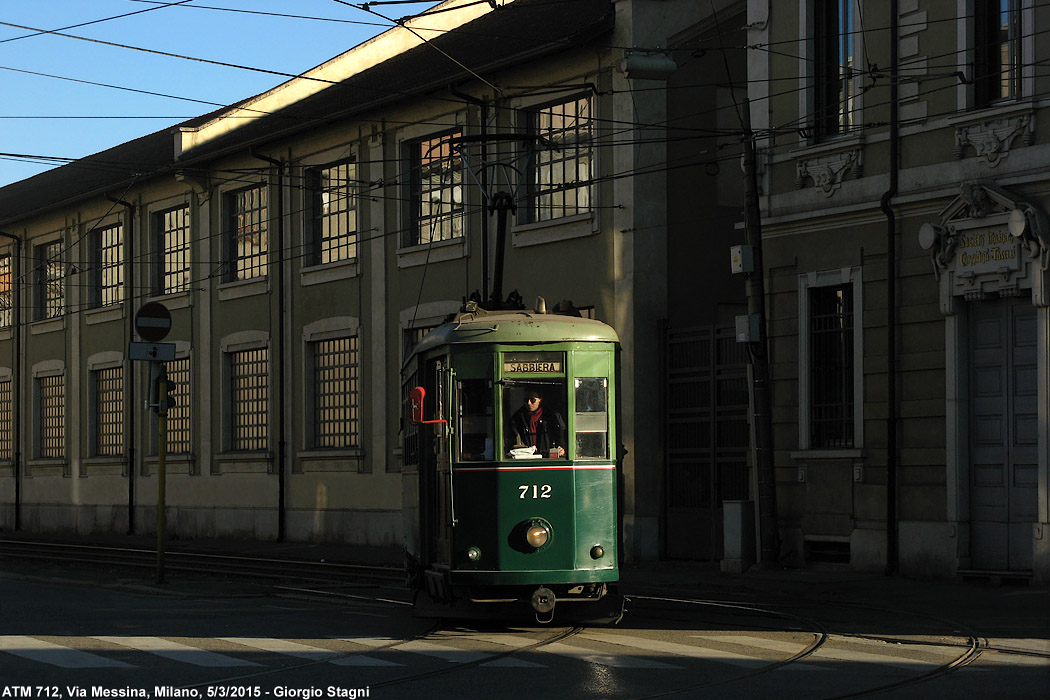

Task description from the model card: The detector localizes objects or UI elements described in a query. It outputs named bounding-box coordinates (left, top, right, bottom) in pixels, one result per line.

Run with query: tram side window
left=575, top=377, right=609, bottom=460
left=457, top=380, right=494, bottom=461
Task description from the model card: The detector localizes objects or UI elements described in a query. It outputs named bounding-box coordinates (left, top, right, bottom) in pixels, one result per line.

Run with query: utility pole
left=740, top=98, right=779, bottom=568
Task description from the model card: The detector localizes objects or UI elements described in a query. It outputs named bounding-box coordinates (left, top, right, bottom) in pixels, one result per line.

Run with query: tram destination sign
left=503, top=352, right=563, bottom=374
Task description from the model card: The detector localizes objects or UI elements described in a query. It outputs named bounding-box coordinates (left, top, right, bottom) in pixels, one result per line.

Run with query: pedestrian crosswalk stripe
left=473, top=634, right=682, bottom=669
left=221, top=637, right=345, bottom=661
left=92, top=636, right=260, bottom=667
left=0, top=636, right=133, bottom=669
left=696, top=635, right=943, bottom=672
left=339, top=637, right=541, bottom=667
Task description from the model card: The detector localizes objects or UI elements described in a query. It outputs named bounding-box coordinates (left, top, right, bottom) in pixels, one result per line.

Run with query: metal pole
left=741, top=98, right=779, bottom=567
left=155, top=366, right=168, bottom=584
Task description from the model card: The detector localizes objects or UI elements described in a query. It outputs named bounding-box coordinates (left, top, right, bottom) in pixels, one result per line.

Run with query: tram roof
left=409, top=308, right=620, bottom=361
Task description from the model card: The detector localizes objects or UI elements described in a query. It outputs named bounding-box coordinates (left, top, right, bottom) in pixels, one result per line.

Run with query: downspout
left=107, top=195, right=136, bottom=534
left=0, top=231, right=22, bottom=529
left=251, top=148, right=287, bottom=541
left=448, top=85, right=489, bottom=299
left=878, top=0, right=900, bottom=576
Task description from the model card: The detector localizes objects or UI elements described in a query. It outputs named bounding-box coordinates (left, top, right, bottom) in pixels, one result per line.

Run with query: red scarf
left=528, top=407, right=543, bottom=446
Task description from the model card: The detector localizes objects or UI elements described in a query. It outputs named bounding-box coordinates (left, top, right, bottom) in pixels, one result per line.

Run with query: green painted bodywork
left=407, top=309, right=621, bottom=590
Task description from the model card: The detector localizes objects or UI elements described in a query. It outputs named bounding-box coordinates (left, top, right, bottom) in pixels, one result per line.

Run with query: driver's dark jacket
left=510, top=407, right=565, bottom=455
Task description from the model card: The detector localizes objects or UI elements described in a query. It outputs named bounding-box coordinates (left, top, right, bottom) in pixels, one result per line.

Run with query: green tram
left=401, top=302, right=624, bottom=623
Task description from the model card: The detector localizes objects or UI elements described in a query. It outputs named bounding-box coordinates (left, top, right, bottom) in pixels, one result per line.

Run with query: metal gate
left=663, top=324, right=750, bottom=560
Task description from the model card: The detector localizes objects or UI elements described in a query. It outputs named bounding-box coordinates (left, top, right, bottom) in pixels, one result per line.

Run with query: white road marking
left=0, top=636, right=132, bottom=668
left=92, top=636, right=260, bottom=667
left=475, top=634, right=682, bottom=669
left=339, top=636, right=541, bottom=667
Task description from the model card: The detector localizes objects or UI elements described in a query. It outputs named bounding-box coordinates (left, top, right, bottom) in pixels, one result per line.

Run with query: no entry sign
left=134, top=302, right=172, bottom=342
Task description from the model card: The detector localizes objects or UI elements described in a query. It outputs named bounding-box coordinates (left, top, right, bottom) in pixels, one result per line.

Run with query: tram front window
left=457, top=379, right=494, bottom=461
left=504, top=383, right=567, bottom=459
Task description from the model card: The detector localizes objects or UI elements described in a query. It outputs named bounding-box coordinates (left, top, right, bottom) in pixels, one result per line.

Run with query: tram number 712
left=518, top=484, right=552, bottom=499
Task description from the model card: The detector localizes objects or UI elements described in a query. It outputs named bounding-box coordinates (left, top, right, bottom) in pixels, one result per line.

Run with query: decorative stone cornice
left=951, top=104, right=1036, bottom=167
left=795, top=147, right=863, bottom=197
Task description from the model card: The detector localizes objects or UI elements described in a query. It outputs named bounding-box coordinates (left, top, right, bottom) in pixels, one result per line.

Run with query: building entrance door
left=969, top=297, right=1038, bottom=571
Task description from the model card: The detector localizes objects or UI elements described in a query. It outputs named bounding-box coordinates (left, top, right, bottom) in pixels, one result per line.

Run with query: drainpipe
left=879, top=1, right=900, bottom=576
left=0, top=231, right=22, bottom=529
left=251, top=148, right=288, bottom=541
left=107, top=195, right=136, bottom=534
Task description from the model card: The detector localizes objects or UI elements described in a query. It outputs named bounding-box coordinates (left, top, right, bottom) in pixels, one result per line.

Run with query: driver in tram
left=509, top=389, right=566, bottom=458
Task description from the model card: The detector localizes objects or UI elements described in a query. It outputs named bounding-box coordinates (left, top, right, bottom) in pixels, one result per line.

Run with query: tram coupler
left=531, top=586, right=556, bottom=623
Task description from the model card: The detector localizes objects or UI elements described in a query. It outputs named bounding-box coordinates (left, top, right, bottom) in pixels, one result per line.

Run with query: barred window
left=529, top=96, right=592, bottom=222
left=93, top=367, right=124, bottom=456
left=98, top=224, right=124, bottom=306
left=37, top=241, right=64, bottom=320
left=227, top=185, right=268, bottom=281
left=809, top=284, right=854, bottom=448
left=157, top=206, right=191, bottom=294
left=230, top=348, right=268, bottom=451
left=406, top=131, right=463, bottom=246
left=309, top=162, right=358, bottom=264
left=313, top=336, right=359, bottom=448
left=38, top=374, right=65, bottom=458
left=164, top=357, right=192, bottom=454
left=0, top=378, right=11, bottom=460
left=0, top=254, right=11, bottom=328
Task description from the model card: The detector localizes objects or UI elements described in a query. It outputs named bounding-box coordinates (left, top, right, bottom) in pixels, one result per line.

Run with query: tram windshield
left=504, top=382, right=568, bottom=459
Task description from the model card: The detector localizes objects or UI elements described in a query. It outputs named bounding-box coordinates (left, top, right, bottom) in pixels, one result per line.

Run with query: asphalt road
left=0, top=565, right=1046, bottom=700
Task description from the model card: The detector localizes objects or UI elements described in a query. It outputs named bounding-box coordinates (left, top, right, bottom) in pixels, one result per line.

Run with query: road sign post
left=131, top=302, right=173, bottom=584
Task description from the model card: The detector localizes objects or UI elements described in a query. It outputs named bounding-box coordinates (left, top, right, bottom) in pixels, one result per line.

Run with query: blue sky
left=0, top=0, right=438, bottom=188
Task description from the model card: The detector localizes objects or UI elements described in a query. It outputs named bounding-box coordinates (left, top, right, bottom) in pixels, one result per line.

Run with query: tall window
left=164, top=357, right=192, bottom=455
left=528, top=96, right=593, bottom=222
left=93, top=367, right=124, bottom=456
left=309, top=162, right=358, bottom=264
left=976, top=0, right=1021, bottom=105
left=157, top=206, right=191, bottom=294
left=227, top=185, right=268, bottom=281
left=97, top=223, right=124, bottom=307
left=229, top=348, right=268, bottom=451
left=38, top=374, right=65, bottom=458
left=0, top=378, right=11, bottom=460
left=312, top=336, right=359, bottom=449
left=813, top=0, right=855, bottom=138
left=37, top=241, right=64, bottom=320
left=0, top=254, right=11, bottom=328
left=808, top=284, right=854, bottom=448
left=406, top=131, right=463, bottom=246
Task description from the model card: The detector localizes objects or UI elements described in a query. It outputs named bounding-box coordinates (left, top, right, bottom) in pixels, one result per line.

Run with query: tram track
left=0, top=537, right=403, bottom=586
left=622, top=592, right=983, bottom=700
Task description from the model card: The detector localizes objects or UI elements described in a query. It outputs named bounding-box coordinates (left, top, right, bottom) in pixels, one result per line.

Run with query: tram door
left=424, top=357, right=452, bottom=567
left=969, top=297, right=1038, bottom=571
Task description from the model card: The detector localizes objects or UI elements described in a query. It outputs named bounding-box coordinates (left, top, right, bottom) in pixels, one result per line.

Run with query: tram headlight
left=590, top=545, right=605, bottom=560
left=525, top=521, right=551, bottom=549
left=466, top=546, right=482, bottom=562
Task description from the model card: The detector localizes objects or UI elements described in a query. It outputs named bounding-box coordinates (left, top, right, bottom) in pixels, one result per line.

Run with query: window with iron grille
left=309, top=162, right=358, bottom=264
left=226, top=185, right=268, bottom=281
left=528, top=96, right=592, bottom=222
left=0, top=378, right=11, bottom=460
left=808, top=284, right=854, bottom=448
left=97, top=224, right=124, bottom=306
left=0, top=254, right=11, bottom=328
left=93, top=366, right=123, bottom=456
left=156, top=206, right=191, bottom=294
left=405, top=131, right=463, bottom=246
left=37, top=241, right=64, bottom=320
left=813, top=0, right=855, bottom=139
left=975, top=0, right=1022, bottom=106
left=230, top=348, right=268, bottom=451
left=38, top=374, right=65, bottom=458
left=312, top=336, right=359, bottom=449
left=164, top=357, right=192, bottom=454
